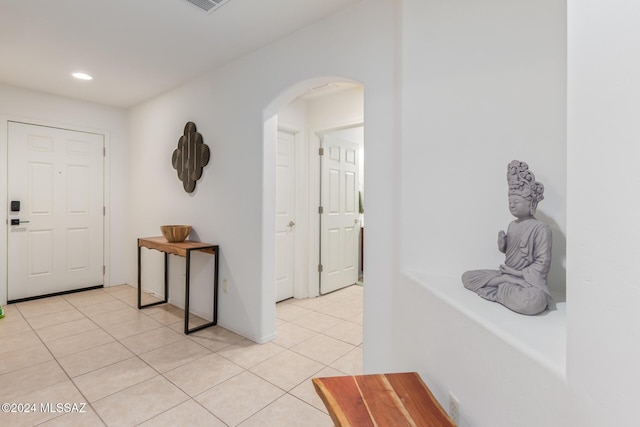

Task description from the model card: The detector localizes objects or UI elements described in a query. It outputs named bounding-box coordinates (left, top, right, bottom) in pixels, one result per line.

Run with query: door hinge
left=318, top=206, right=323, bottom=214
left=319, top=147, right=324, bottom=156
left=103, top=147, right=106, bottom=157
left=103, top=206, right=106, bottom=216
left=318, top=264, right=323, bottom=273
left=103, top=265, right=106, bottom=275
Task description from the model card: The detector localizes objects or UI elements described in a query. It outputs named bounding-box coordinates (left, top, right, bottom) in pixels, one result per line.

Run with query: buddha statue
left=462, top=160, right=553, bottom=315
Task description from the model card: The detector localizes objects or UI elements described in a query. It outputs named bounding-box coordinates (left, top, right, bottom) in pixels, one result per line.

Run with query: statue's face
left=508, top=195, right=533, bottom=219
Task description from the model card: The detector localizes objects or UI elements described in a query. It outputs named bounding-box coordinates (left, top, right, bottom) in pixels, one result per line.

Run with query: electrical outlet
left=222, top=278, right=228, bottom=293
left=448, top=392, right=460, bottom=425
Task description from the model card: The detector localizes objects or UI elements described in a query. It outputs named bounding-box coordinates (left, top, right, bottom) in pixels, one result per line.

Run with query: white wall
left=567, top=0, right=640, bottom=425
left=125, top=0, right=397, bottom=351
left=0, top=84, right=128, bottom=305
left=395, top=0, right=573, bottom=426
left=400, top=0, right=567, bottom=288
left=393, top=0, right=640, bottom=426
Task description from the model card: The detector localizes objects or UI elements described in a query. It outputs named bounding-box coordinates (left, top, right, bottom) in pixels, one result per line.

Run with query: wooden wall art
left=172, top=121, right=210, bottom=193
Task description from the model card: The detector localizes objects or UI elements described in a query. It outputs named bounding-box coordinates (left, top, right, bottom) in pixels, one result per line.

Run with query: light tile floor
left=0, top=284, right=363, bottom=426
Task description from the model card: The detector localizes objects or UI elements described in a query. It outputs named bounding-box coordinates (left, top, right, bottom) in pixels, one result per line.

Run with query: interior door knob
left=288, top=221, right=295, bottom=227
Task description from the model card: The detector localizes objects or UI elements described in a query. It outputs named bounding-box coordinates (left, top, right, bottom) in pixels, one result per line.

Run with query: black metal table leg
left=137, top=241, right=168, bottom=309
left=137, top=240, right=141, bottom=309
left=184, top=246, right=218, bottom=334
left=184, top=249, right=191, bottom=334
left=213, top=247, right=219, bottom=325
left=164, top=252, right=169, bottom=304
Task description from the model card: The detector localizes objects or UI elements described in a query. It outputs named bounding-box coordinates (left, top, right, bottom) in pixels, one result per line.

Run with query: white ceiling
left=0, top=0, right=361, bottom=108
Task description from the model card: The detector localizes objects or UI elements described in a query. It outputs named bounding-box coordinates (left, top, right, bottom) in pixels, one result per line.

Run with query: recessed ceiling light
left=72, top=72, right=93, bottom=81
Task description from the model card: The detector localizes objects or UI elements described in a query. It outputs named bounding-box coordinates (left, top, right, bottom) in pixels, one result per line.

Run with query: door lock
left=10, top=219, right=29, bottom=226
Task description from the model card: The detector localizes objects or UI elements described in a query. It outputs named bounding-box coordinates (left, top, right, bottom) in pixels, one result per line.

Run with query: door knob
left=10, top=219, right=30, bottom=225
left=288, top=221, right=295, bottom=227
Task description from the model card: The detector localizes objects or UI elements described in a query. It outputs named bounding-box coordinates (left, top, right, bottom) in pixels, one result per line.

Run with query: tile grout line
left=61, top=290, right=206, bottom=426
left=71, top=289, right=238, bottom=425
left=3, top=284, right=363, bottom=425
left=16, top=295, right=108, bottom=426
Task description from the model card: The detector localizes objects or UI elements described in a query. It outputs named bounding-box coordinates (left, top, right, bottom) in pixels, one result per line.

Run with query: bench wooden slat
left=355, top=374, right=415, bottom=426
left=313, top=376, right=375, bottom=427
left=312, top=372, right=456, bottom=427
left=386, top=373, right=455, bottom=427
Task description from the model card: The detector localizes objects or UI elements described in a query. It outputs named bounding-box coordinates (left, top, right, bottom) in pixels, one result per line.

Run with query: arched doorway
left=266, top=79, right=364, bottom=302
left=263, top=77, right=365, bottom=355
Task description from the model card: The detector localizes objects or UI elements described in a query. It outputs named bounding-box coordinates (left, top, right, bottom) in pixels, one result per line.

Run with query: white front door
left=275, top=130, right=296, bottom=302
left=7, top=122, right=104, bottom=301
left=320, top=135, right=359, bottom=294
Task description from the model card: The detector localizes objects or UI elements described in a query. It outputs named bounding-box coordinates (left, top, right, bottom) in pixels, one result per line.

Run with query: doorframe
left=310, top=121, right=364, bottom=297
left=0, top=116, right=111, bottom=305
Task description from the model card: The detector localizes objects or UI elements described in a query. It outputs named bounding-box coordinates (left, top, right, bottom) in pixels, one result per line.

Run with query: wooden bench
left=312, top=372, right=456, bottom=427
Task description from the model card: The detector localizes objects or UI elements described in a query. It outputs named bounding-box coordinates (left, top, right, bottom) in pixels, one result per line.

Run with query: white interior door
left=275, top=130, right=296, bottom=302
left=7, top=122, right=104, bottom=301
left=320, top=135, right=359, bottom=294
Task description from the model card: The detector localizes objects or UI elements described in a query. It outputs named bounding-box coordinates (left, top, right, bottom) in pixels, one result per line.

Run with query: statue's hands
left=500, top=264, right=523, bottom=278
left=497, top=230, right=507, bottom=253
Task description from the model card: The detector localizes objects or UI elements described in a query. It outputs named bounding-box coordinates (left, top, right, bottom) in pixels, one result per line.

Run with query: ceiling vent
left=184, top=0, right=231, bottom=14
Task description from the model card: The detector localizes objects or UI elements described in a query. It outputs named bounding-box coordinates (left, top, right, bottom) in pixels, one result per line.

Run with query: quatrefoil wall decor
left=172, top=121, right=210, bottom=193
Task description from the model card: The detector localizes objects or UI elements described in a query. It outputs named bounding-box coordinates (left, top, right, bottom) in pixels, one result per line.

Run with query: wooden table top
left=312, top=372, right=456, bottom=427
left=138, top=237, right=217, bottom=257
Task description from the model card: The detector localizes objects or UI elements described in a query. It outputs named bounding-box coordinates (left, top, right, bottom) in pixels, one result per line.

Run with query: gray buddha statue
left=462, top=160, right=552, bottom=315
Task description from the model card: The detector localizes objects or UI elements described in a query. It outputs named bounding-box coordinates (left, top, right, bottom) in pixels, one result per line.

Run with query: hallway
left=0, top=284, right=363, bottom=426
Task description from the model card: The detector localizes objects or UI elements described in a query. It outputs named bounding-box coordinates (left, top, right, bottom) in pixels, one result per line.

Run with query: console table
left=137, top=237, right=219, bottom=334
left=312, top=372, right=456, bottom=427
